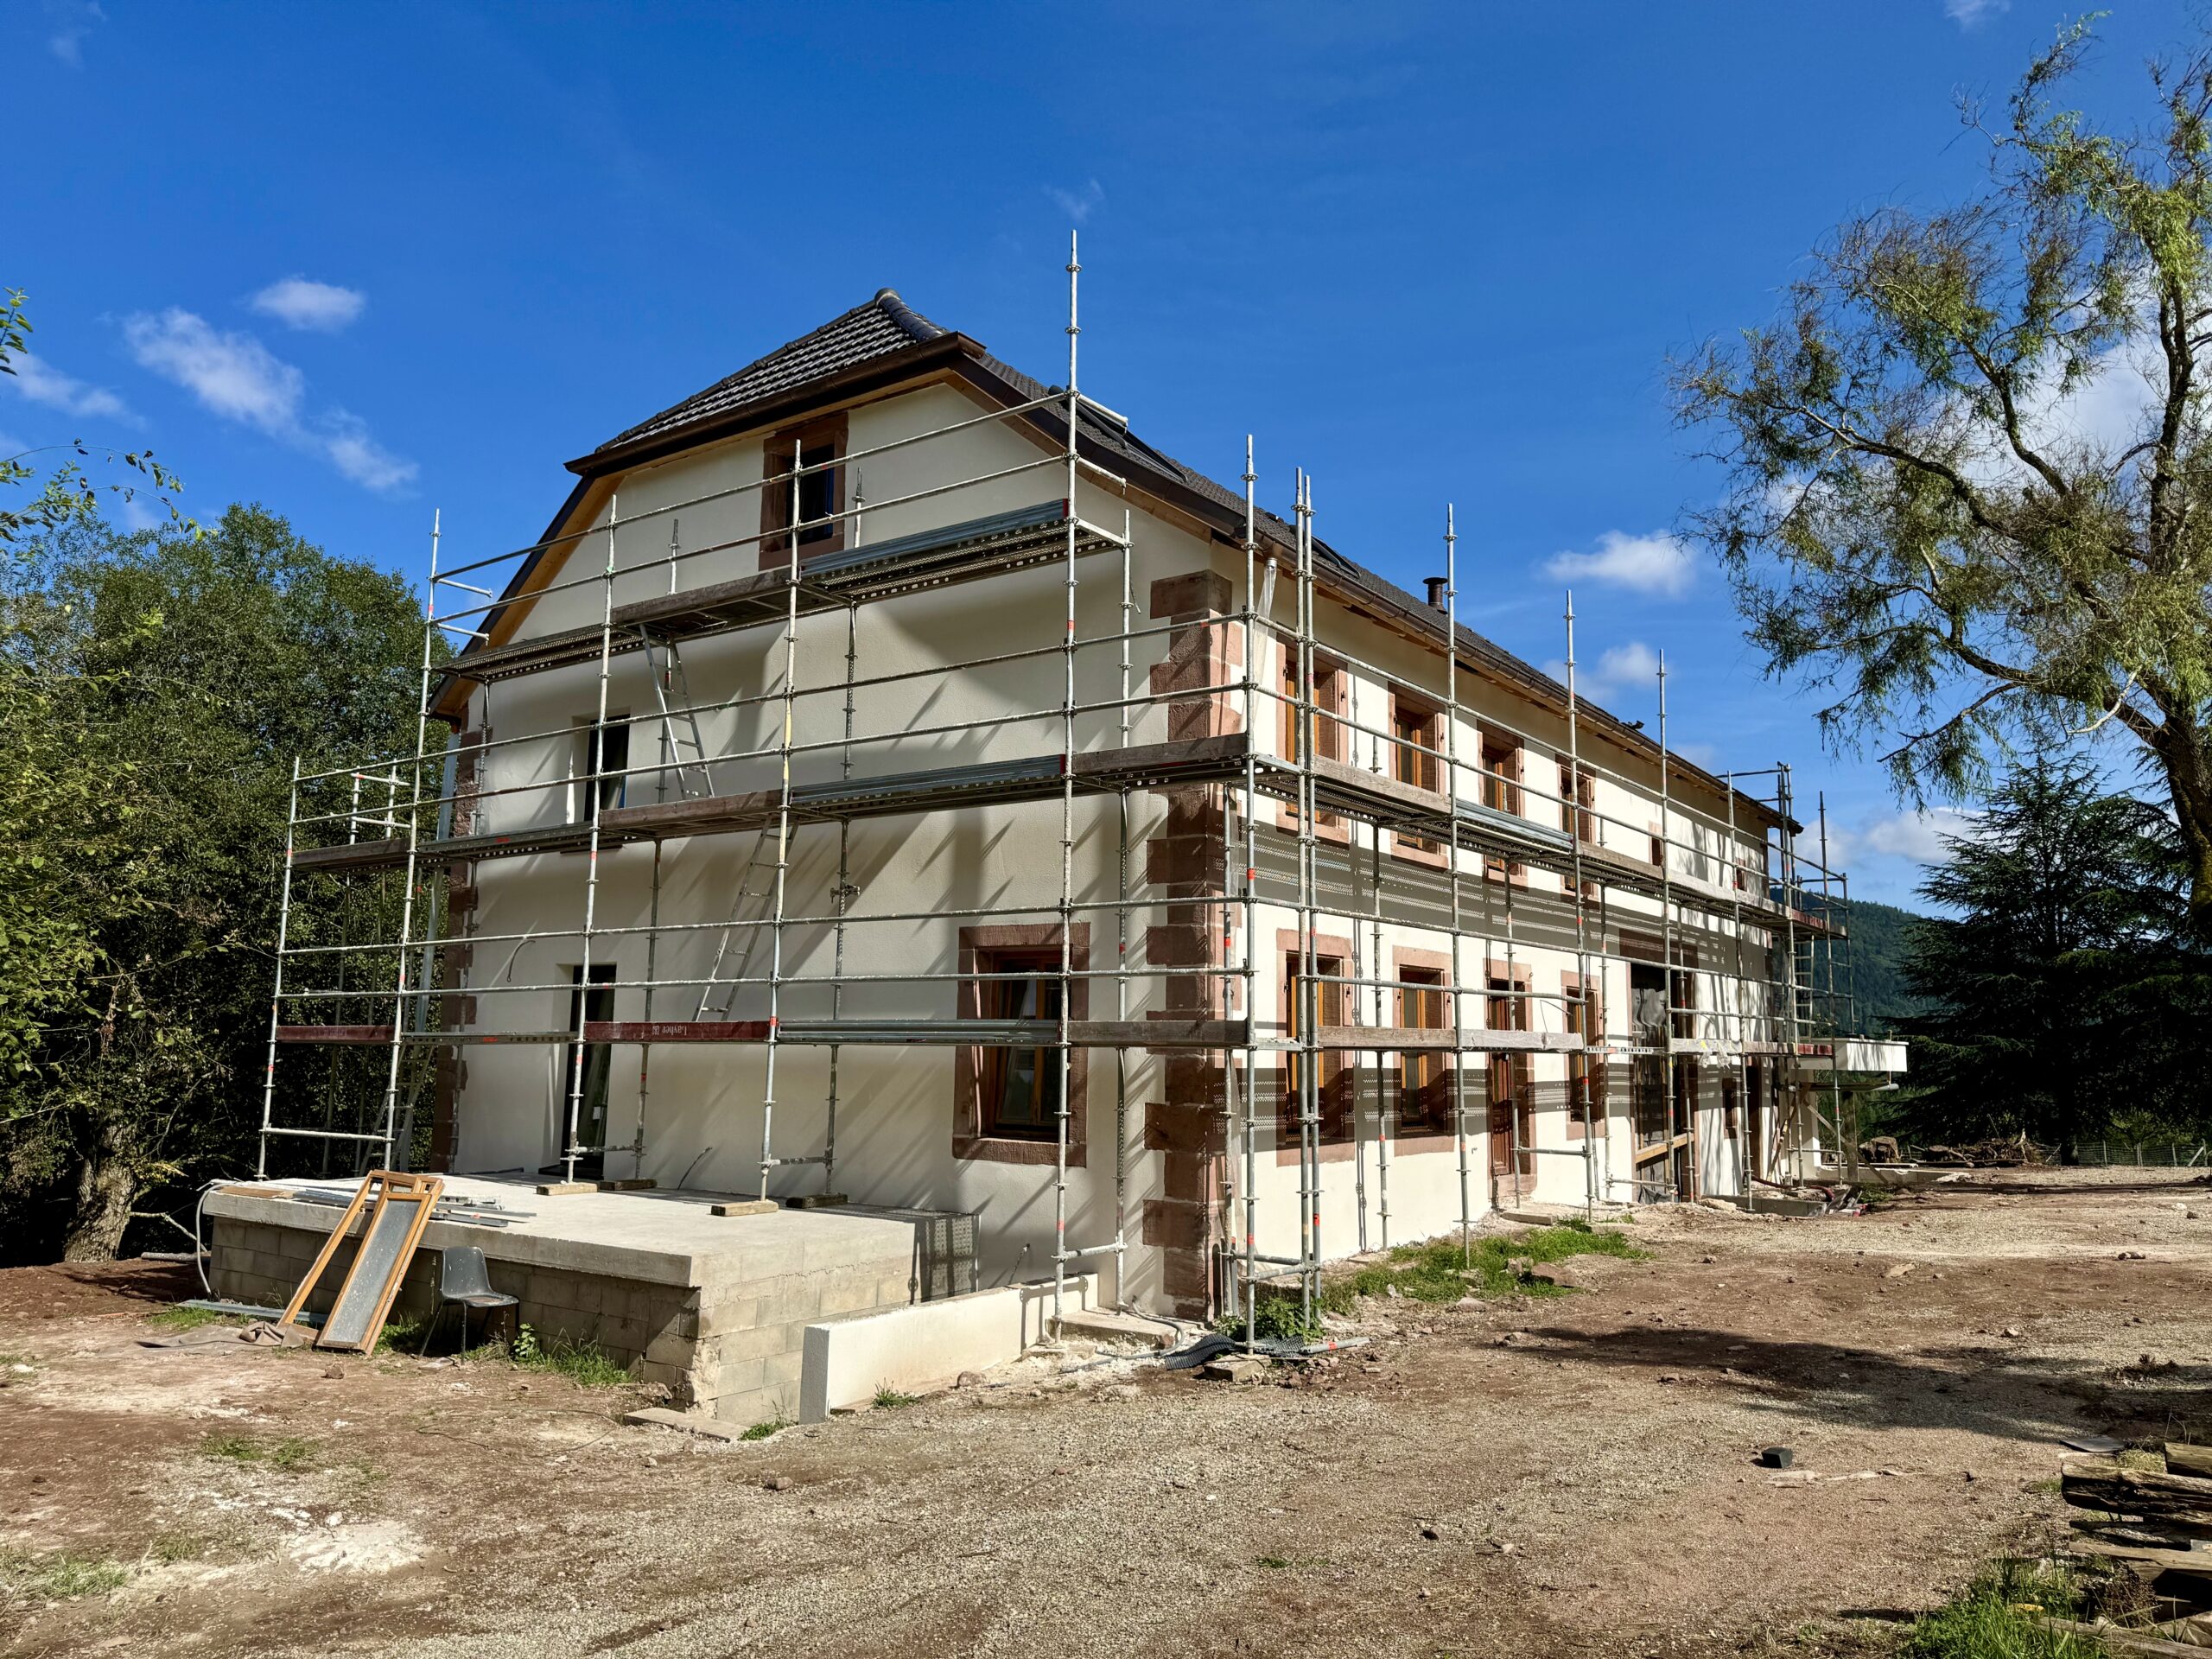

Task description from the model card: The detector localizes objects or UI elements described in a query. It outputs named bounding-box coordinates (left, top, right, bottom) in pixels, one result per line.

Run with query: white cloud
left=250, top=276, right=366, bottom=333
left=1542, top=530, right=1695, bottom=597
left=124, top=308, right=303, bottom=430
left=122, top=307, right=413, bottom=493
left=1046, top=179, right=1105, bottom=225
left=46, top=0, right=104, bottom=65
left=1834, top=806, right=1979, bottom=868
left=1944, top=0, right=2007, bottom=25
left=1546, top=639, right=1664, bottom=702
left=3, top=350, right=130, bottom=422
left=316, top=410, right=417, bottom=492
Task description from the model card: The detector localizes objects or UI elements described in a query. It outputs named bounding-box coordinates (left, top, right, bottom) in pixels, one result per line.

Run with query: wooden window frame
left=1273, top=930, right=1355, bottom=1161
left=954, top=925, right=1088, bottom=1166
left=760, top=412, right=849, bottom=569
left=1275, top=650, right=1349, bottom=842
left=1390, top=690, right=1447, bottom=863
left=1393, top=950, right=1455, bottom=1144
left=1562, top=969, right=1606, bottom=1141
left=1484, top=958, right=1535, bottom=1179
left=1478, top=725, right=1527, bottom=883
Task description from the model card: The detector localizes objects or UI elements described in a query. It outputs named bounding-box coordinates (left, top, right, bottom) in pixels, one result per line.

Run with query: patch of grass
left=143, top=1529, right=215, bottom=1567
left=508, top=1325, right=633, bottom=1389
left=372, top=1313, right=427, bottom=1355
left=1900, top=1562, right=2098, bottom=1657
left=145, top=1305, right=242, bottom=1332
left=872, top=1386, right=919, bottom=1410
left=1340, top=1224, right=1647, bottom=1307
left=741, top=1416, right=792, bottom=1441
left=0, top=1548, right=129, bottom=1602
left=1214, top=1224, right=1650, bottom=1344
left=199, top=1432, right=319, bottom=1472
left=1213, top=1296, right=1330, bottom=1344
left=1255, top=1554, right=1293, bottom=1570
left=2024, top=1477, right=2063, bottom=1495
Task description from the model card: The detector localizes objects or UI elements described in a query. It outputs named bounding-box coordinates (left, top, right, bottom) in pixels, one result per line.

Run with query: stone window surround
left=953, top=923, right=1089, bottom=1168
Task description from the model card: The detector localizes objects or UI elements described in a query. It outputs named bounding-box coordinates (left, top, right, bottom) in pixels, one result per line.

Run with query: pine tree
left=1900, top=760, right=2210, bottom=1150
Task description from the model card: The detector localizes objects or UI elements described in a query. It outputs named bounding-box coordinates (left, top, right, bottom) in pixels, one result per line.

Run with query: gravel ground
left=3, top=1166, right=2209, bottom=1658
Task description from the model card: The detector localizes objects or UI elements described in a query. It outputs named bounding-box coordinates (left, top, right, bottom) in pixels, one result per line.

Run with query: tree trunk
left=2147, top=712, right=2212, bottom=941
left=61, top=1122, right=137, bottom=1262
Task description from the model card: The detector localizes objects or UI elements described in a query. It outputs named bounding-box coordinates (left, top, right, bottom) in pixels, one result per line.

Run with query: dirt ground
left=3, top=1166, right=2209, bottom=1659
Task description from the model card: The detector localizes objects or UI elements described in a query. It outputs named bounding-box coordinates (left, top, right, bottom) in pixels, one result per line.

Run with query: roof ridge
left=596, top=289, right=945, bottom=454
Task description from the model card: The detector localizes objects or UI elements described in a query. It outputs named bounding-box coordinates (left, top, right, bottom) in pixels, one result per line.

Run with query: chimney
left=1424, top=576, right=1450, bottom=611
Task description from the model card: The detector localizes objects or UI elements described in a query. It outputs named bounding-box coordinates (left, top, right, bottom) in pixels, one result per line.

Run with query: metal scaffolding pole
left=1564, top=589, right=1596, bottom=1219
left=1294, top=468, right=1322, bottom=1324
left=1239, top=436, right=1262, bottom=1349
left=756, top=432, right=806, bottom=1198
left=1657, top=648, right=1678, bottom=1200
left=563, top=499, right=619, bottom=1183
left=1052, top=231, right=1081, bottom=1328
left=378, top=512, right=445, bottom=1174
left=1446, top=506, right=1472, bottom=1264
left=256, top=757, right=303, bottom=1177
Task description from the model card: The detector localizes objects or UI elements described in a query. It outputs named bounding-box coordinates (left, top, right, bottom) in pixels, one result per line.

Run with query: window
left=1565, top=979, right=1604, bottom=1135
left=575, top=719, right=629, bottom=823
left=554, top=964, right=617, bottom=1176
left=1478, top=726, right=1524, bottom=880
left=1283, top=950, right=1351, bottom=1143
left=1722, top=1074, right=1740, bottom=1135
left=1559, top=760, right=1595, bottom=840
left=1396, top=968, right=1452, bottom=1136
left=1478, top=727, right=1522, bottom=815
left=1393, top=696, right=1442, bottom=793
left=1393, top=693, right=1444, bottom=853
left=1485, top=974, right=1533, bottom=1179
left=976, top=950, right=1065, bottom=1141
left=761, top=415, right=848, bottom=565
left=1649, top=823, right=1667, bottom=871
left=956, top=925, right=1087, bottom=1164
left=1278, top=653, right=1344, bottom=765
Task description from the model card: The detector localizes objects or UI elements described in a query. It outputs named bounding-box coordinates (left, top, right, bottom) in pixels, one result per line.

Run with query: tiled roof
left=597, top=290, right=952, bottom=453
left=581, top=290, right=1752, bottom=814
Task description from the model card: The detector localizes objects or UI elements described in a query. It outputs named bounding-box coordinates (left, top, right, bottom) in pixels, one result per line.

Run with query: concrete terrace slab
left=202, top=1174, right=918, bottom=1289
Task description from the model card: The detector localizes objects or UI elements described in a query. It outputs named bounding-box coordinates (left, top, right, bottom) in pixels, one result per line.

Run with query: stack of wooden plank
left=2053, top=1446, right=2212, bottom=1651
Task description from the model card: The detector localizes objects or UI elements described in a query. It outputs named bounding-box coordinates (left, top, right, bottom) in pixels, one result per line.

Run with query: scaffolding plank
left=584, top=1020, right=772, bottom=1043
left=275, top=1025, right=394, bottom=1045
left=438, top=501, right=1116, bottom=688
left=1311, top=1025, right=1580, bottom=1053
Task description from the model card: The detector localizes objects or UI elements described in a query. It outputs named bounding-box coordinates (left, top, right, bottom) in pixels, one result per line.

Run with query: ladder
left=643, top=632, right=714, bottom=800
left=694, top=828, right=780, bottom=1020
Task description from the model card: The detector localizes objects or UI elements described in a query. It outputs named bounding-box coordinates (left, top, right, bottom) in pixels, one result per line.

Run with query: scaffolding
left=257, top=245, right=1872, bottom=1342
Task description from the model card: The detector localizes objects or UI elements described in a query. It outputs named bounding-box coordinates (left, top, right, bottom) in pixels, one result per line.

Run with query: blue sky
left=10, top=1, right=2189, bottom=905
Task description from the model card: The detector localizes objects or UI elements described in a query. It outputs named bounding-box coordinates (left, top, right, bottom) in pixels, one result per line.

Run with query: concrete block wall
left=208, top=1208, right=917, bottom=1429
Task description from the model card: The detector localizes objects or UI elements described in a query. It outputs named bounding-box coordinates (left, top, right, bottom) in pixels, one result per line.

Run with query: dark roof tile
left=598, top=289, right=950, bottom=453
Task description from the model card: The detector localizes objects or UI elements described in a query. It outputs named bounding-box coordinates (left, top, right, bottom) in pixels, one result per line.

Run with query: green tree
left=1899, top=760, right=2209, bottom=1149
left=3, top=288, right=188, bottom=543
left=1674, top=22, right=2212, bottom=933
left=0, top=508, right=427, bottom=1260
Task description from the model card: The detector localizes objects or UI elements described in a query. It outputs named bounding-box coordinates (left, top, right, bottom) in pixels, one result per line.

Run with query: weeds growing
left=871, top=1386, right=919, bottom=1410
left=145, top=1306, right=242, bottom=1332
left=0, top=1548, right=128, bottom=1602
left=508, top=1325, right=633, bottom=1389
left=741, top=1416, right=793, bottom=1441
left=199, top=1432, right=318, bottom=1472
left=1899, top=1561, right=2099, bottom=1657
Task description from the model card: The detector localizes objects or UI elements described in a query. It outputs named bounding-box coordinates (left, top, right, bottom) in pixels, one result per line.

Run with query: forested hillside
left=1844, top=898, right=1927, bottom=1037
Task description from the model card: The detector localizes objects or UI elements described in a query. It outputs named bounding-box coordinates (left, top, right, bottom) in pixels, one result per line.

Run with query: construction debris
left=2053, top=1443, right=2212, bottom=1647
left=276, top=1171, right=443, bottom=1354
